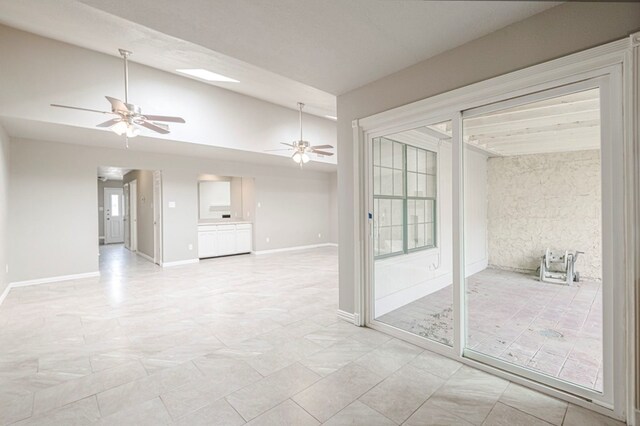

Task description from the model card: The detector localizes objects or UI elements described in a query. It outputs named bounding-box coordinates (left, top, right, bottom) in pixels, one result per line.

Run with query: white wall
left=97, top=179, right=124, bottom=242
left=0, top=124, right=9, bottom=296
left=8, top=137, right=335, bottom=283
left=336, top=2, right=640, bottom=314
left=487, top=150, right=601, bottom=279
left=0, top=24, right=336, bottom=163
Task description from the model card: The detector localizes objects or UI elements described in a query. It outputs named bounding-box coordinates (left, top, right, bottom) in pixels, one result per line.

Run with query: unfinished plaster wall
left=487, top=150, right=601, bottom=279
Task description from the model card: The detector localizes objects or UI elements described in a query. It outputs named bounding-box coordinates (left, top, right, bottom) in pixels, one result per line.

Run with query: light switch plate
left=168, top=201, right=176, bottom=208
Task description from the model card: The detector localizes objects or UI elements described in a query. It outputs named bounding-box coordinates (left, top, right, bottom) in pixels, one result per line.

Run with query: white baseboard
left=634, top=408, right=640, bottom=426
left=0, top=284, right=10, bottom=306
left=254, top=243, right=337, bottom=255
left=337, top=309, right=356, bottom=324
left=10, top=271, right=100, bottom=288
left=162, top=259, right=199, bottom=267
left=136, top=251, right=155, bottom=263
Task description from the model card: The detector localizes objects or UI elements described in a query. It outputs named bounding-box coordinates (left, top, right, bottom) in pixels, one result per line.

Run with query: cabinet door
left=236, top=229, right=252, bottom=253
left=198, top=231, right=218, bottom=258
left=217, top=229, right=237, bottom=255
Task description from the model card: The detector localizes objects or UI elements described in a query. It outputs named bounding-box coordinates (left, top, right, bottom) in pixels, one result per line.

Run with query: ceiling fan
left=51, top=49, right=186, bottom=148
left=266, top=102, right=334, bottom=167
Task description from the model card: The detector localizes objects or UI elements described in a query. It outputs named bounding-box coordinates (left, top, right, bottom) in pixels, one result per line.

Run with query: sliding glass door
left=461, top=79, right=618, bottom=403
left=371, top=120, right=454, bottom=348
left=366, top=71, right=624, bottom=411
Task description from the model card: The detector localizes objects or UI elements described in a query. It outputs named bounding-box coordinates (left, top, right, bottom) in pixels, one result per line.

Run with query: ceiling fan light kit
left=50, top=48, right=186, bottom=148
left=264, top=102, right=335, bottom=168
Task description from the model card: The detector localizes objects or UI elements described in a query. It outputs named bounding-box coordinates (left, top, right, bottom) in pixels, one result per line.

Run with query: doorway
left=98, top=167, right=161, bottom=266
left=360, top=56, right=630, bottom=420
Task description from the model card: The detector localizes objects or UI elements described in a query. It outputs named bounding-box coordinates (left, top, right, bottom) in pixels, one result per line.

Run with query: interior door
left=153, top=170, right=163, bottom=265
left=130, top=180, right=138, bottom=251
left=123, top=183, right=130, bottom=249
left=104, top=187, right=124, bottom=244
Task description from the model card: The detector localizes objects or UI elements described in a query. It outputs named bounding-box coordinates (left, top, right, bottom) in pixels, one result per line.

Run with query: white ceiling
left=0, top=0, right=558, bottom=117
left=97, top=166, right=131, bottom=181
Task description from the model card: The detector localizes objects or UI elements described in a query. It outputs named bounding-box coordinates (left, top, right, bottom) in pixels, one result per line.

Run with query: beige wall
left=336, top=1, right=640, bottom=314
left=97, top=179, right=124, bottom=242
left=123, top=170, right=155, bottom=259
left=487, top=150, right=601, bottom=279
left=0, top=125, right=9, bottom=295
left=8, top=137, right=335, bottom=282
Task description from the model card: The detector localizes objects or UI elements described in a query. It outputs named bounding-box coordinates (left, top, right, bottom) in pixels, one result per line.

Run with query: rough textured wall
left=487, top=150, right=601, bottom=279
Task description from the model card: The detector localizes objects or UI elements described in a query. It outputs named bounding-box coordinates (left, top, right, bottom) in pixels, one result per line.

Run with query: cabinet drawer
left=236, top=224, right=252, bottom=230
left=198, top=225, right=218, bottom=232
left=217, top=224, right=236, bottom=231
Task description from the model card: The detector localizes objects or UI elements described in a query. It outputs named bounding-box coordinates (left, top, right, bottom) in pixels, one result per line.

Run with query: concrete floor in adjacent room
left=0, top=245, right=620, bottom=425
left=379, top=268, right=603, bottom=392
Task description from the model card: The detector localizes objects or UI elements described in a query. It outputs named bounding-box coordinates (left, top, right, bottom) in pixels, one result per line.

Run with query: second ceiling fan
left=51, top=49, right=186, bottom=148
left=267, top=102, right=334, bottom=167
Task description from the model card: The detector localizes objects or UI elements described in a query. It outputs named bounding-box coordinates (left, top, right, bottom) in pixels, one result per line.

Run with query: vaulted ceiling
left=0, top=0, right=558, bottom=116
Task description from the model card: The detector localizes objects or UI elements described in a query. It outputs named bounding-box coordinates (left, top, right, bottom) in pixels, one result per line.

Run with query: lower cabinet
left=198, top=223, right=252, bottom=259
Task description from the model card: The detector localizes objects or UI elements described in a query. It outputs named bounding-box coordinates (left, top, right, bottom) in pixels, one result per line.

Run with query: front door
left=104, top=187, right=124, bottom=244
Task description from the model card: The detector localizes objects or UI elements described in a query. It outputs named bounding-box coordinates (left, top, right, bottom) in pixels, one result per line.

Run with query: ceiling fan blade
left=280, top=142, right=295, bottom=147
left=309, top=144, right=334, bottom=150
left=138, top=120, right=170, bottom=134
left=51, top=104, right=111, bottom=114
left=143, top=114, right=186, bottom=123
left=96, top=118, right=122, bottom=128
left=311, top=150, right=334, bottom=156
left=106, top=96, right=129, bottom=113
left=264, top=148, right=293, bottom=152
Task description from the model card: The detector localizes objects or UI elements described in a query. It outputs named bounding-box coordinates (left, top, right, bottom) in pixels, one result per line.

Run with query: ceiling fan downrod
left=118, top=49, right=132, bottom=104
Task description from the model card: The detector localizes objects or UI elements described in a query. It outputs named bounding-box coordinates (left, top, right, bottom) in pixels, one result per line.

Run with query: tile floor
left=378, top=268, right=603, bottom=391
left=0, top=245, right=621, bottom=425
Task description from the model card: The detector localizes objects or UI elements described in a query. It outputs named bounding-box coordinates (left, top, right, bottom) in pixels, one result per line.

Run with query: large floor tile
left=498, top=383, right=567, bottom=425
left=97, top=397, right=172, bottom=425
left=323, top=401, right=395, bottom=426
left=482, top=402, right=552, bottom=426
left=404, top=399, right=474, bottom=426
left=226, top=362, right=320, bottom=421
left=359, top=363, right=445, bottom=423
left=174, top=398, right=246, bottom=426
left=293, top=363, right=383, bottom=422
left=13, top=396, right=100, bottom=426
left=562, top=405, right=624, bottom=426
left=246, top=399, right=319, bottom=426
left=354, top=339, right=423, bottom=377
left=427, top=366, right=509, bottom=425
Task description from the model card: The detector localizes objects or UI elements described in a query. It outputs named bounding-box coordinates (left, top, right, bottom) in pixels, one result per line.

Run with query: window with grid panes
left=373, top=137, right=436, bottom=259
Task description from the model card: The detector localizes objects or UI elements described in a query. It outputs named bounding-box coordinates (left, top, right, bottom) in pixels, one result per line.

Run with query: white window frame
left=351, top=34, right=639, bottom=423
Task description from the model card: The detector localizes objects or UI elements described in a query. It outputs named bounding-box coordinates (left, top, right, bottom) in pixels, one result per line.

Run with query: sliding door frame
left=353, top=34, right=638, bottom=423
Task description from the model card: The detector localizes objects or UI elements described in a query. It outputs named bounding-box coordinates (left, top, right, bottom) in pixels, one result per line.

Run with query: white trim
left=0, top=284, right=11, bottom=306
left=99, top=236, right=105, bottom=240
left=336, top=309, right=356, bottom=324
left=9, top=271, right=100, bottom=288
left=253, top=243, right=336, bottom=255
left=162, top=259, right=199, bottom=267
left=136, top=251, right=155, bottom=263
left=635, top=409, right=640, bottom=426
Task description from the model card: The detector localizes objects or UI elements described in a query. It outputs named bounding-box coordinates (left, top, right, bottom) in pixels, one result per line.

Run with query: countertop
left=198, top=221, right=252, bottom=226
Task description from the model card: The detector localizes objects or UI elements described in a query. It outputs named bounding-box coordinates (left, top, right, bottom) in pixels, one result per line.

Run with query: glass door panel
left=462, top=87, right=604, bottom=393
left=372, top=121, right=454, bottom=346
